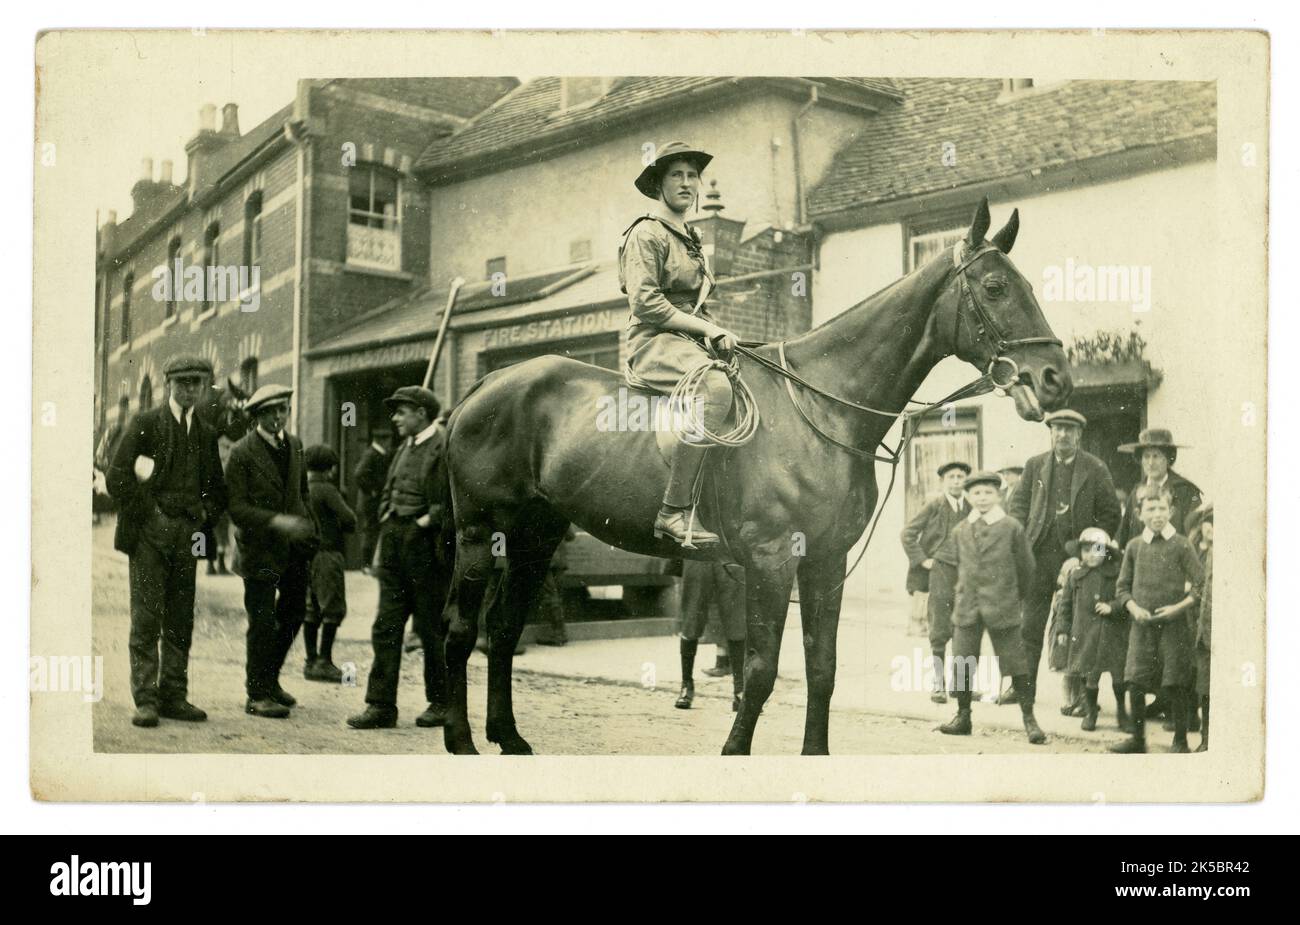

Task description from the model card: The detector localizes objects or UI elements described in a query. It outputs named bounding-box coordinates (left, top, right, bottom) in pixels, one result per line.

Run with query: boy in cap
left=1109, top=487, right=1204, bottom=753
left=348, top=386, right=451, bottom=730
left=901, top=461, right=972, bottom=702
left=226, top=384, right=317, bottom=719
left=302, top=445, right=356, bottom=683
left=939, top=470, right=1047, bottom=744
left=106, top=356, right=227, bottom=727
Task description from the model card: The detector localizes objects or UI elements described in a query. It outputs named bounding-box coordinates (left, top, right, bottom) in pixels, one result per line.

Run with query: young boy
left=1109, top=488, right=1203, bottom=753
left=938, top=470, right=1046, bottom=745
left=303, top=445, right=356, bottom=683
left=1053, top=528, right=1128, bottom=732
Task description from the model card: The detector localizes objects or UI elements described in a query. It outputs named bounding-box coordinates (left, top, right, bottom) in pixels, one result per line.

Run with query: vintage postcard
left=31, top=29, right=1267, bottom=802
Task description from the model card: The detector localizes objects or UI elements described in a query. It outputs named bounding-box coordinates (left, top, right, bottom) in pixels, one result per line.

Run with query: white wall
left=814, top=159, right=1218, bottom=601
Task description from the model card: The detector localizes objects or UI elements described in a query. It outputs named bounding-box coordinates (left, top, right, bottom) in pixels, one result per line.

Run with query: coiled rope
left=666, top=352, right=761, bottom=448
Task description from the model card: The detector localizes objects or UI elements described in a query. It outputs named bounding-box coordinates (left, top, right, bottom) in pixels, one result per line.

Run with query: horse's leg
left=796, top=553, right=846, bottom=755
left=441, top=524, right=498, bottom=755
left=485, top=522, right=566, bottom=755
left=722, top=561, right=796, bottom=755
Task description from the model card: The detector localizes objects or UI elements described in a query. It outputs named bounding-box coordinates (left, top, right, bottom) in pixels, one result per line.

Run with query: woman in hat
left=1115, top=428, right=1203, bottom=549
left=618, top=141, right=740, bottom=549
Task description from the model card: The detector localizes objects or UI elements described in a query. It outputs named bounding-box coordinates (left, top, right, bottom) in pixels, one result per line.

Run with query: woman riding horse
left=618, top=142, right=739, bottom=549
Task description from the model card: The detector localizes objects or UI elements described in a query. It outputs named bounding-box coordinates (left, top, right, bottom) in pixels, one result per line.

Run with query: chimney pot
left=199, top=103, right=217, bottom=133
left=159, top=160, right=174, bottom=185
left=140, top=157, right=154, bottom=183
left=221, top=102, right=240, bottom=136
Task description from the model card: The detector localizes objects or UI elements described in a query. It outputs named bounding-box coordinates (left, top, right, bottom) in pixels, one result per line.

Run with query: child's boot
left=1015, top=674, right=1047, bottom=744
left=939, top=688, right=972, bottom=735
left=1110, top=686, right=1148, bottom=753
left=1114, top=682, right=1134, bottom=733
left=1081, top=685, right=1100, bottom=731
left=1168, top=686, right=1190, bottom=753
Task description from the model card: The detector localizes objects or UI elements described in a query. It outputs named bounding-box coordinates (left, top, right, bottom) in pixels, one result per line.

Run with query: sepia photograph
left=29, top=27, right=1268, bottom=804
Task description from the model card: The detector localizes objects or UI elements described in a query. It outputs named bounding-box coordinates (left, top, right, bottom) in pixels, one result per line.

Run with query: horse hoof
left=443, top=728, right=479, bottom=755
left=495, top=733, right=534, bottom=756
left=800, top=746, right=830, bottom=756
left=721, top=742, right=751, bottom=756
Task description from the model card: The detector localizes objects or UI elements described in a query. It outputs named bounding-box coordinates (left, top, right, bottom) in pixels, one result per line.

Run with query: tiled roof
left=330, top=77, right=520, bottom=120
left=307, top=264, right=603, bottom=356
left=808, top=79, right=1217, bottom=217
left=414, top=77, right=902, bottom=180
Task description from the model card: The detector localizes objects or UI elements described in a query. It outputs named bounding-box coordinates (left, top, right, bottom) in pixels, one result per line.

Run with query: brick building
left=301, top=76, right=901, bottom=478
left=94, top=77, right=518, bottom=442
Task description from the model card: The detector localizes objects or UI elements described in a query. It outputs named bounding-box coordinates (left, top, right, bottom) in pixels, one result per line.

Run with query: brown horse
left=438, top=199, right=1071, bottom=755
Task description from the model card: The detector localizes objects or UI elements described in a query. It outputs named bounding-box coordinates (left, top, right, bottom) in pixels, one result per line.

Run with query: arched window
left=240, top=356, right=259, bottom=396
left=165, top=237, right=182, bottom=318
left=138, top=375, right=153, bottom=412
left=243, top=193, right=262, bottom=269
left=202, top=222, right=220, bottom=310
left=120, top=272, right=134, bottom=345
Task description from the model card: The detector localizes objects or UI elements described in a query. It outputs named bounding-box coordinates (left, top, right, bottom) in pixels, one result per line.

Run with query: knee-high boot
left=654, top=442, right=719, bottom=548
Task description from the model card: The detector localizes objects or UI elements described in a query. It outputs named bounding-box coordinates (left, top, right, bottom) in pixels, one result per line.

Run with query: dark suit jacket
left=900, top=495, right=971, bottom=594
left=378, top=427, right=449, bottom=523
left=1115, top=469, right=1203, bottom=549
left=953, top=513, right=1035, bottom=630
left=1005, top=449, right=1121, bottom=555
left=226, top=429, right=314, bottom=582
left=105, top=405, right=228, bottom=556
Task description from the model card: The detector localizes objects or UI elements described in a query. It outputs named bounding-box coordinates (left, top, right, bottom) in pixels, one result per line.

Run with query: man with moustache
left=1005, top=410, right=1121, bottom=706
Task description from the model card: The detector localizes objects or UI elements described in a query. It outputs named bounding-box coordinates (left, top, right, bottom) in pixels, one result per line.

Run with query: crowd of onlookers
left=902, top=413, right=1212, bottom=752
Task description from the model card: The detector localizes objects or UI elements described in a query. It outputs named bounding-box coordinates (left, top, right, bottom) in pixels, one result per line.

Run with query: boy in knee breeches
left=939, top=470, right=1047, bottom=745
left=1109, top=488, right=1204, bottom=754
left=303, top=446, right=356, bottom=683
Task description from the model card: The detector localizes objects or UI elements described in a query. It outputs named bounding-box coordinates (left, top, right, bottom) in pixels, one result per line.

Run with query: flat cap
left=1043, top=409, right=1088, bottom=429
left=997, top=463, right=1025, bottom=475
left=936, top=461, right=972, bottom=477
left=963, top=469, right=1003, bottom=490
left=163, top=355, right=214, bottom=379
left=383, top=385, right=440, bottom=419
left=304, top=444, right=340, bottom=472
left=245, top=384, right=293, bottom=416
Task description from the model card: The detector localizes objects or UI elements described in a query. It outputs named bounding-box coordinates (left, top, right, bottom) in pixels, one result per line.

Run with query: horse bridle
left=949, top=240, right=1063, bottom=391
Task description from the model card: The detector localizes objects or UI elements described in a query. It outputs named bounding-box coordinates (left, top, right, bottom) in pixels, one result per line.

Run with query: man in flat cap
left=900, top=461, right=972, bottom=702
left=349, top=386, right=451, bottom=730
left=225, top=384, right=317, bottom=719
left=1005, top=409, right=1121, bottom=705
left=107, top=355, right=228, bottom=728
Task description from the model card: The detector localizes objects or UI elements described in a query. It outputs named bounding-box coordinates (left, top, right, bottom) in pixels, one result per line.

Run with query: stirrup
left=654, top=505, right=719, bottom=549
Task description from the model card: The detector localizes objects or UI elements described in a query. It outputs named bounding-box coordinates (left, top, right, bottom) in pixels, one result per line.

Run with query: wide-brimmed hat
left=245, top=384, right=293, bottom=416
left=383, top=385, right=441, bottom=420
left=963, top=469, right=1003, bottom=491
left=937, top=461, right=972, bottom=478
left=634, top=141, right=713, bottom=199
left=1118, top=427, right=1189, bottom=454
left=163, top=355, right=214, bottom=380
left=1043, top=409, right=1087, bottom=429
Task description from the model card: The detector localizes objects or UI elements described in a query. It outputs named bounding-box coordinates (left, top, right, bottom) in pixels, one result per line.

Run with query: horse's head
left=934, top=198, right=1071, bottom=421
left=195, top=376, right=253, bottom=441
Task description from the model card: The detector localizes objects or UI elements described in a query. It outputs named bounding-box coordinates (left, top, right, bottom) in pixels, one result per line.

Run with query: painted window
left=202, top=222, right=221, bottom=310
left=559, top=77, right=613, bottom=111
left=570, top=238, right=592, bottom=263
left=347, top=165, right=402, bottom=272
left=240, top=356, right=259, bottom=395
left=908, top=227, right=966, bottom=273
left=138, top=374, right=153, bottom=412
left=486, top=256, right=506, bottom=280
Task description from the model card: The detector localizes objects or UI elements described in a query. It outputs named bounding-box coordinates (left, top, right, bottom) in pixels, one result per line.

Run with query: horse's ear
left=966, top=196, right=991, bottom=247
left=992, top=208, right=1020, bottom=254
